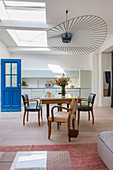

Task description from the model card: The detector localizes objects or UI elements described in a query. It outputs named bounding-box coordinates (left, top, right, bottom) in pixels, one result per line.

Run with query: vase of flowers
left=61, top=85, right=65, bottom=96
left=55, top=73, right=70, bottom=96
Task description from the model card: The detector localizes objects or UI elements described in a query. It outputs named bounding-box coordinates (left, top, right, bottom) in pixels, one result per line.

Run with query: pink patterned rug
left=0, top=143, right=108, bottom=170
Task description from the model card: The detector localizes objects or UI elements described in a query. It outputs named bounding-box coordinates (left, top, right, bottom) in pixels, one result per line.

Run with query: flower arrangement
left=45, top=80, right=54, bottom=87
left=55, top=73, right=70, bottom=96
left=55, top=73, right=70, bottom=87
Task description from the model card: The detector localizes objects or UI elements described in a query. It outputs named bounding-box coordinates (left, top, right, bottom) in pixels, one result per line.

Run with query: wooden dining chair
left=48, top=98, right=78, bottom=141
left=77, top=93, right=96, bottom=125
left=21, top=94, right=43, bottom=126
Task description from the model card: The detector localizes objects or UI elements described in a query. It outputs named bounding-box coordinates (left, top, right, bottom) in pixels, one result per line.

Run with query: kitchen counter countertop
left=22, top=87, right=90, bottom=89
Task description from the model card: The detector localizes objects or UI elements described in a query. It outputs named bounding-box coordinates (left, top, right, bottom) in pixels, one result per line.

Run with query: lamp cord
left=66, top=10, right=68, bottom=34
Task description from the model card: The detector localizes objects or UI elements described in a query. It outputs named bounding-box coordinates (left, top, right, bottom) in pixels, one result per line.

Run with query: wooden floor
left=0, top=105, right=113, bottom=146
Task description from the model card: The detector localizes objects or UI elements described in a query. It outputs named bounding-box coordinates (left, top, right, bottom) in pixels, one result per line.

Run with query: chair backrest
left=69, top=98, right=78, bottom=116
left=21, top=94, right=29, bottom=106
left=88, top=93, right=96, bottom=105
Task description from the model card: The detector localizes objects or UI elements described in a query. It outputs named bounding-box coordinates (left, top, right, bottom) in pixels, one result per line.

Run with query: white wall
left=0, top=40, right=11, bottom=99
left=0, top=45, right=92, bottom=103
left=1, top=44, right=111, bottom=107
left=11, top=53, right=92, bottom=71
left=0, top=35, right=113, bottom=107
left=0, top=40, right=10, bottom=58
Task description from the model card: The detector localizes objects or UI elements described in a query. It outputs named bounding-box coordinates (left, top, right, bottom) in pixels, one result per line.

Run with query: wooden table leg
left=67, top=103, right=69, bottom=111
left=46, top=104, right=49, bottom=119
left=58, top=103, right=62, bottom=126
left=58, top=103, right=62, bottom=111
left=59, top=103, right=62, bottom=111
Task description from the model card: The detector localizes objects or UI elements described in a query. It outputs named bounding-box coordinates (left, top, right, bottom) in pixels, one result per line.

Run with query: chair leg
left=88, top=111, right=90, bottom=121
left=38, top=111, right=40, bottom=126
left=68, top=135, right=71, bottom=142
left=91, top=110, right=94, bottom=124
left=27, top=111, right=29, bottom=121
left=78, top=111, right=80, bottom=125
left=72, top=118, right=75, bottom=129
left=23, top=111, right=27, bottom=126
left=75, top=111, right=76, bottom=120
left=57, top=122, right=59, bottom=130
left=41, top=108, right=43, bottom=121
left=48, top=120, right=51, bottom=139
left=67, top=119, right=71, bottom=142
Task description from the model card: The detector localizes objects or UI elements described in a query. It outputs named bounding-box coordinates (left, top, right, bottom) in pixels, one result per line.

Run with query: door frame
left=1, top=59, right=21, bottom=112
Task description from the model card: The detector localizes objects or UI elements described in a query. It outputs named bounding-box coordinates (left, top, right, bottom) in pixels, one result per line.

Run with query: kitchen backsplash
left=22, top=78, right=80, bottom=88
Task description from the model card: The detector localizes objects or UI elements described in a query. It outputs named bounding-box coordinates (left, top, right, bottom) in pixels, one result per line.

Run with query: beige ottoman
left=97, top=131, right=113, bottom=170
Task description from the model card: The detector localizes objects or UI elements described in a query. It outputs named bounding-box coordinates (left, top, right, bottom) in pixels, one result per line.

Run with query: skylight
left=6, top=9, right=46, bottom=22
left=3, top=1, right=45, bottom=8
left=1, top=1, right=46, bottom=22
left=7, top=30, right=47, bottom=47
left=1, top=1, right=47, bottom=48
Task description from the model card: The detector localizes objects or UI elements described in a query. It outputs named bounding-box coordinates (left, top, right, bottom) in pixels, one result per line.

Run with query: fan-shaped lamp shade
left=47, top=15, right=107, bottom=55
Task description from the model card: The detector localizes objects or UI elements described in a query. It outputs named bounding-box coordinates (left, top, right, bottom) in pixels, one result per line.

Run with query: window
left=7, top=30, right=47, bottom=47
left=1, top=1, right=46, bottom=22
left=0, top=1, right=47, bottom=47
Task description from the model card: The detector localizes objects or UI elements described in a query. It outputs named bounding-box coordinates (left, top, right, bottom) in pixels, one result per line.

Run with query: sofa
left=97, top=131, right=113, bottom=170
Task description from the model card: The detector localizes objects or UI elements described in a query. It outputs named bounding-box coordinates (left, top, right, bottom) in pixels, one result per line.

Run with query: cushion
left=98, top=131, right=113, bottom=153
left=26, top=105, right=42, bottom=111
left=77, top=105, right=92, bottom=111
left=48, top=111, right=69, bottom=122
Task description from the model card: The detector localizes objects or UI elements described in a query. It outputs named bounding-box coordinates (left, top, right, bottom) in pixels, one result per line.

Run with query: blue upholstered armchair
left=22, top=94, right=43, bottom=126
left=77, top=93, right=96, bottom=125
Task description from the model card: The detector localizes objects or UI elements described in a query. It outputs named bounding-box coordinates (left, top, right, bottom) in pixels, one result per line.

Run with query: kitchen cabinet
left=23, top=70, right=52, bottom=78
left=22, top=70, right=79, bottom=78
left=79, top=70, right=92, bottom=97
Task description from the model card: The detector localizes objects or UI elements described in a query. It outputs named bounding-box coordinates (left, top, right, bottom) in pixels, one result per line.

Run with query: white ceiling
left=0, top=0, right=113, bottom=54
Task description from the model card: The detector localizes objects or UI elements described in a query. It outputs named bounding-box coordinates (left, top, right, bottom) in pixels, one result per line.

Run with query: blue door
left=1, top=59, right=21, bottom=112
